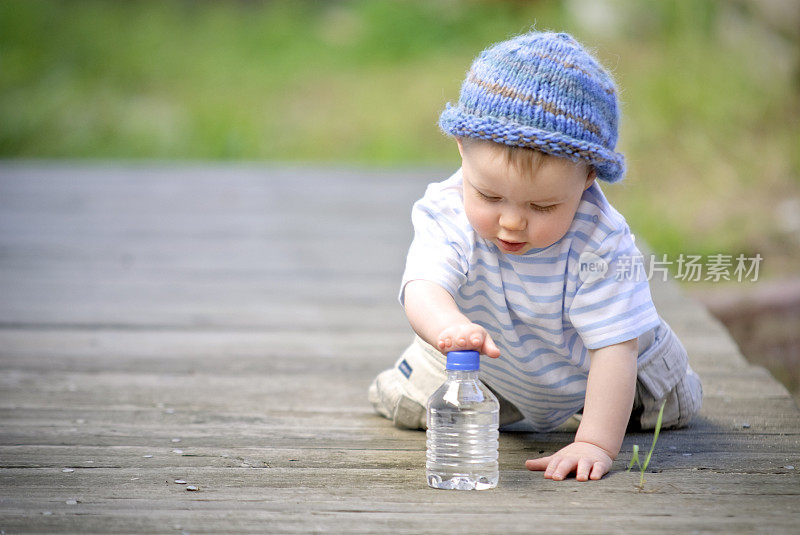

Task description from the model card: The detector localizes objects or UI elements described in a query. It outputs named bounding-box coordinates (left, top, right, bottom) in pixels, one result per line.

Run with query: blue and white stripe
left=401, top=170, right=660, bottom=431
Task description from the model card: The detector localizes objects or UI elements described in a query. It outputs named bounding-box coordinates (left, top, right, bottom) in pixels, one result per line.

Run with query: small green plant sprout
left=627, top=400, right=667, bottom=491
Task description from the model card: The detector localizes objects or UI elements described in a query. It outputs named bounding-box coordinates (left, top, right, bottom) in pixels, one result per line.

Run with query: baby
left=369, top=31, right=702, bottom=482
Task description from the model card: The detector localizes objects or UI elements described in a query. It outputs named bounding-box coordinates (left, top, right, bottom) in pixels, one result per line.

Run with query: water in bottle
left=426, top=350, right=499, bottom=490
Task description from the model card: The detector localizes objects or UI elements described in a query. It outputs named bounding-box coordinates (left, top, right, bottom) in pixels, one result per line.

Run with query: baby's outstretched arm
left=403, top=279, right=500, bottom=358
left=526, top=337, right=638, bottom=481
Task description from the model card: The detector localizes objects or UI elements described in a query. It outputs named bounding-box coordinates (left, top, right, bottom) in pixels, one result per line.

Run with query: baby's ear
left=584, top=167, right=597, bottom=190
left=455, top=137, right=465, bottom=158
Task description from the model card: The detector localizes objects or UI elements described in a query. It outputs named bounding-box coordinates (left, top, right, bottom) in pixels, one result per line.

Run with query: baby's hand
left=525, top=441, right=613, bottom=481
left=437, top=323, right=501, bottom=358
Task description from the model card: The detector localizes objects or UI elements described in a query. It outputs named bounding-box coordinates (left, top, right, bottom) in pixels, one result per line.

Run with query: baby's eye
left=531, top=203, right=557, bottom=213
left=478, top=191, right=501, bottom=202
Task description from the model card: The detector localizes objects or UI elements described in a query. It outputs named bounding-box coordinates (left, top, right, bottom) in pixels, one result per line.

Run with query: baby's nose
left=499, top=211, right=527, bottom=231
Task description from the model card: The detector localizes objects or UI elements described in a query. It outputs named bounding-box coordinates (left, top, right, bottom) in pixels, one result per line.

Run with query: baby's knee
left=634, top=366, right=703, bottom=430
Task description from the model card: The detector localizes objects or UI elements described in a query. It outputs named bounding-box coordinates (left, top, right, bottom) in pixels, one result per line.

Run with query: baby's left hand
left=525, top=441, right=613, bottom=481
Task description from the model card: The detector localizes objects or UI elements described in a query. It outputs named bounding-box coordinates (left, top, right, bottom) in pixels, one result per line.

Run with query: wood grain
left=0, top=163, right=798, bottom=534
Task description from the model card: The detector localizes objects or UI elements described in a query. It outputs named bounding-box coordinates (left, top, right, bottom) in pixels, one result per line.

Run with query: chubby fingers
left=575, top=458, right=594, bottom=482
left=438, top=325, right=499, bottom=357
left=589, top=461, right=608, bottom=480
left=438, top=332, right=478, bottom=351
left=548, top=457, right=578, bottom=481
left=438, top=327, right=468, bottom=351
left=524, top=456, right=551, bottom=472
left=482, top=335, right=501, bottom=358
left=526, top=455, right=608, bottom=482
left=527, top=454, right=563, bottom=479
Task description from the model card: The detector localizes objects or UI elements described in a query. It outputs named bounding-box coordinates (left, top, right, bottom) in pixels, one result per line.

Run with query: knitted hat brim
left=439, top=104, right=625, bottom=183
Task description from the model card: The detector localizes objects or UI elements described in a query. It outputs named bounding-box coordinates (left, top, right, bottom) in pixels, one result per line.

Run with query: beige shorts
left=368, top=319, right=702, bottom=431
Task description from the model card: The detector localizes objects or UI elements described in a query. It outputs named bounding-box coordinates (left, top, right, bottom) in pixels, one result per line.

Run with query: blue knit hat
left=439, top=31, right=625, bottom=182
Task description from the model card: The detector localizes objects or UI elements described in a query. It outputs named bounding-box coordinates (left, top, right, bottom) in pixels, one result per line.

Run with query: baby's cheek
left=465, top=204, right=494, bottom=238
left=533, top=215, right=571, bottom=247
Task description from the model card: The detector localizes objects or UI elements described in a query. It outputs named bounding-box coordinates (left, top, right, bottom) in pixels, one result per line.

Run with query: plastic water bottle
left=426, top=350, right=500, bottom=490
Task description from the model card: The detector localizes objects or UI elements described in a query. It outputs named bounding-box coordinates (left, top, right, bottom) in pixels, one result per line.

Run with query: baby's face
left=458, top=139, right=595, bottom=255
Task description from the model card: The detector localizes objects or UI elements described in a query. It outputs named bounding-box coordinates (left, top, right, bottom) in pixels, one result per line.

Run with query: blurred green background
left=2, top=0, right=799, bottom=397
left=2, top=0, right=798, bottom=274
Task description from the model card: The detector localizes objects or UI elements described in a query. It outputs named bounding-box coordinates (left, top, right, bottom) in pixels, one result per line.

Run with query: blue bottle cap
left=446, top=350, right=480, bottom=371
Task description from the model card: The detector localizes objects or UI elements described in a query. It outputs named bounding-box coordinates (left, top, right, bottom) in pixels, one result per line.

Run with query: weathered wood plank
left=0, top=470, right=798, bottom=534
left=1, top=436, right=798, bottom=472
left=3, top=467, right=799, bottom=499
left=0, top=367, right=796, bottom=417
left=1, top=163, right=798, bottom=534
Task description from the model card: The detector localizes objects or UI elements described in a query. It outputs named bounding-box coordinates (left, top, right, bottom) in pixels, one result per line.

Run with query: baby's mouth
left=497, top=238, right=526, bottom=252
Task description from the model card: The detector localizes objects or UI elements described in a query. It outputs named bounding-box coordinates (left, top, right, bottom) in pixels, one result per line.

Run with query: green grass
left=627, top=400, right=667, bottom=491
left=1, top=0, right=798, bottom=275
left=1, top=0, right=567, bottom=161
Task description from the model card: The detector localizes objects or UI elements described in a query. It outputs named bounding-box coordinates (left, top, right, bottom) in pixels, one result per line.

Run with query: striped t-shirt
left=400, top=169, right=661, bottom=431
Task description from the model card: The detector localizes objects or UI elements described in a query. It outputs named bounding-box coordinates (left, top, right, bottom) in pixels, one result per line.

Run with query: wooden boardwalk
left=1, top=163, right=798, bottom=534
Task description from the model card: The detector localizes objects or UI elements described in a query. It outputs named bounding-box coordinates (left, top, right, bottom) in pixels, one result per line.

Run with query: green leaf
left=641, top=400, right=667, bottom=471
left=626, top=444, right=640, bottom=472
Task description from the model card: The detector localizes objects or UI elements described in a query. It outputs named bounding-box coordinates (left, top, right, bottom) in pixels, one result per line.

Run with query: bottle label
left=398, top=359, right=413, bottom=379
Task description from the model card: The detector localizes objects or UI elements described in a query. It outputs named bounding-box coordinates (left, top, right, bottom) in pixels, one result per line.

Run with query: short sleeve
left=399, top=194, right=470, bottom=306
left=566, top=228, right=660, bottom=349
